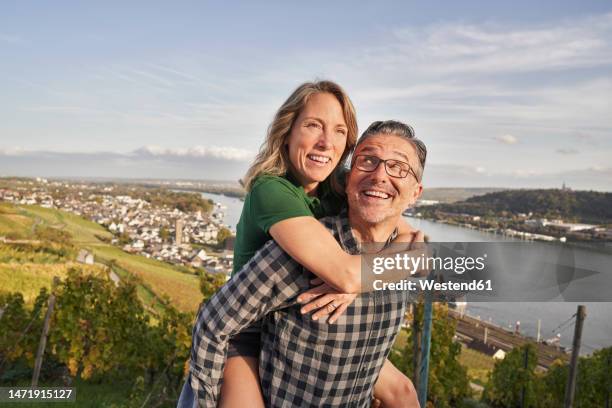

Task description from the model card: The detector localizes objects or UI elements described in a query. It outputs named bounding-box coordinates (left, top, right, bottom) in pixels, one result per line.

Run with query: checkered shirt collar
left=336, top=207, right=399, bottom=254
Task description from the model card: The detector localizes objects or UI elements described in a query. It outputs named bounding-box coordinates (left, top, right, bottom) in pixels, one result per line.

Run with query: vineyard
left=0, top=203, right=226, bottom=406
left=0, top=202, right=203, bottom=313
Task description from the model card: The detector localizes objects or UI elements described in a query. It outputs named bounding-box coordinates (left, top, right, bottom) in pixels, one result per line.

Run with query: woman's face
left=286, top=92, right=348, bottom=194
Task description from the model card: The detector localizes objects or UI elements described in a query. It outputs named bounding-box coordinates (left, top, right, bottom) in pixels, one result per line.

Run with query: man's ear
left=414, top=184, right=423, bottom=200
left=410, top=183, right=423, bottom=206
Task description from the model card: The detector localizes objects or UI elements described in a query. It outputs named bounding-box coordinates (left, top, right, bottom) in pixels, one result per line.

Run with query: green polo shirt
left=232, top=173, right=344, bottom=274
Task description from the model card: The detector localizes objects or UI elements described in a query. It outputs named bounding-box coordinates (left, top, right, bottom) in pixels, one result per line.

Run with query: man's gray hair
left=355, top=120, right=427, bottom=181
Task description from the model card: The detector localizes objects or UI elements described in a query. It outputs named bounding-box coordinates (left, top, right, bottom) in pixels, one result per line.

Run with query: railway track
left=450, top=310, right=568, bottom=368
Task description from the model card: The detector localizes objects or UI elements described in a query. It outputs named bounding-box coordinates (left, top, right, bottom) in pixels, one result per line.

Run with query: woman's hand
left=297, top=278, right=357, bottom=323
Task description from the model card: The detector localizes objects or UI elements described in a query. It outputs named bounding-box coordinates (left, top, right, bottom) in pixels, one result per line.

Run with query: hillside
left=424, top=189, right=612, bottom=224
left=0, top=202, right=203, bottom=313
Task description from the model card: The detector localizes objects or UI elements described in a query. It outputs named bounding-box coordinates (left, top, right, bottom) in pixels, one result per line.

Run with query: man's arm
left=189, top=239, right=311, bottom=408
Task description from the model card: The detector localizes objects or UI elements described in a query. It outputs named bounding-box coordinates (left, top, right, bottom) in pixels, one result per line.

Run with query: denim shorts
left=177, top=380, right=197, bottom=408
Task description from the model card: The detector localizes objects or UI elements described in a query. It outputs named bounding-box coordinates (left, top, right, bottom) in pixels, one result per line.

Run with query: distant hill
left=420, top=188, right=505, bottom=203
left=424, top=189, right=612, bottom=224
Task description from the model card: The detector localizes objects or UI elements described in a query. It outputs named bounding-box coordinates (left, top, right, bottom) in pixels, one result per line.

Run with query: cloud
left=573, top=132, right=592, bottom=140
left=0, top=145, right=253, bottom=162
left=511, top=169, right=539, bottom=178
left=320, top=13, right=612, bottom=146
left=133, top=145, right=253, bottom=161
left=556, top=148, right=579, bottom=155
left=126, top=68, right=176, bottom=87
left=0, top=147, right=252, bottom=181
left=23, top=106, right=109, bottom=115
left=423, top=164, right=612, bottom=191
left=390, top=13, right=612, bottom=75
left=143, top=63, right=202, bottom=83
left=0, top=147, right=26, bottom=156
left=0, top=33, right=25, bottom=44
left=495, top=135, right=518, bottom=145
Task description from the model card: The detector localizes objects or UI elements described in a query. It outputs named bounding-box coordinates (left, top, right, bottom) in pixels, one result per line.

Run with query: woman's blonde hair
left=242, top=80, right=358, bottom=193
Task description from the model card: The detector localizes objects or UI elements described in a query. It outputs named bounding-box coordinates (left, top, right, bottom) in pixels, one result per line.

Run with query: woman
left=220, top=80, right=419, bottom=408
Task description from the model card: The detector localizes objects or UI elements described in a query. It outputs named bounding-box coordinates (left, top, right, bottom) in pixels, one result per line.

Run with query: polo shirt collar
left=284, top=171, right=321, bottom=205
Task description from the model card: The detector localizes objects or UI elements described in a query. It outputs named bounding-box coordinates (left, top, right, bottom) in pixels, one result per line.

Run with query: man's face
left=346, top=133, right=423, bottom=225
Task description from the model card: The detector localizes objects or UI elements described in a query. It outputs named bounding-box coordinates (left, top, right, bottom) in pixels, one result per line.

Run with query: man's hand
left=297, top=278, right=357, bottom=323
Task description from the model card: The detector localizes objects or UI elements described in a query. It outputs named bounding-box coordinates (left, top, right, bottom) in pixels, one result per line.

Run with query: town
left=0, top=178, right=235, bottom=275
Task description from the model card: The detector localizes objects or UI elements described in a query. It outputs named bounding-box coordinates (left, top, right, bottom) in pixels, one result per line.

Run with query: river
left=201, top=192, right=612, bottom=352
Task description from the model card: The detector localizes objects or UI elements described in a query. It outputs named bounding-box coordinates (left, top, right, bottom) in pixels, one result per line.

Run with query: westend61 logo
left=372, top=252, right=487, bottom=275
left=363, top=242, right=612, bottom=302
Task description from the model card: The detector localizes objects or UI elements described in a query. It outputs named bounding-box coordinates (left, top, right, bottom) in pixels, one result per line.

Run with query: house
left=193, top=249, right=208, bottom=262
left=76, top=249, right=94, bottom=265
left=466, top=339, right=505, bottom=360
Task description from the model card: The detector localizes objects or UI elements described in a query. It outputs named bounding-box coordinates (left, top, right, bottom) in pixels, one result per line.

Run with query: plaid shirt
left=188, top=211, right=411, bottom=407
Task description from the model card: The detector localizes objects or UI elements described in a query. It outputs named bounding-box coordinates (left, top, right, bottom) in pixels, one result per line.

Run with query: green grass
left=0, top=262, right=105, bottom=305
left=102, top=260, right=167, bottom=317
left=391, top=328, right=495, bottom=388
left=1, top=378, right=134, bottom=408
left=459, top=346, right=495, bottom=385
left=92, top=246, right=201, bottom=312
left=393, top=326, right=409, bottom=349
left=15, top=205, right=112, bottom=246
left=0, top=203, right=35, bottom=238
left=0, top=244, right=68, bottom=264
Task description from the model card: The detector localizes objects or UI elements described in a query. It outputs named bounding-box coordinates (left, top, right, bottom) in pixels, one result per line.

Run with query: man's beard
left=347, top=191, right=394, bottom=225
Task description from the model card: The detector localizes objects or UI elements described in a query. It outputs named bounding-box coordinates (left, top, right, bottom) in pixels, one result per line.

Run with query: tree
left=0, top=289, right=48, bottom=371
left=49, top=268, right=149, bottom=380
left=388, top=302, right=470, bottom=407
left=159, top=226, right=170, bottom=242
left=538, top=346, right=612, bottom=408
left=1, top=267, right=197, bottom=404
left=482, top=343, right=543, bottom=407
left=199, top=272, right=226, bottom=302
left=137, top=302, right=192, bottom=402
left=35, top=226, right=72, bottom=244
left=216, top=227, right=232, bottom=247
left=118, top=231, right=131, bottom=246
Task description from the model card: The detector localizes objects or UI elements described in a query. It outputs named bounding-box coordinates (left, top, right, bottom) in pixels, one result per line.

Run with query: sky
left=1, top=0, right=611, bottom=190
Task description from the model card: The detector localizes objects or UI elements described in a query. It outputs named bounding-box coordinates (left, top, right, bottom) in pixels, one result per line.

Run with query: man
left=184, top=120, right=426, bottom=407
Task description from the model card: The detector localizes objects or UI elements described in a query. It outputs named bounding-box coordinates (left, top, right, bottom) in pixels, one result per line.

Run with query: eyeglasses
left=352, top=154, right=419, bottom=181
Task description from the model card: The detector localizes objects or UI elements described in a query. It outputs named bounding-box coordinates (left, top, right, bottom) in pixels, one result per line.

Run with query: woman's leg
left=373, top=359, right=420, bottom=408
left=218, top=356, right=265, bottom=408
